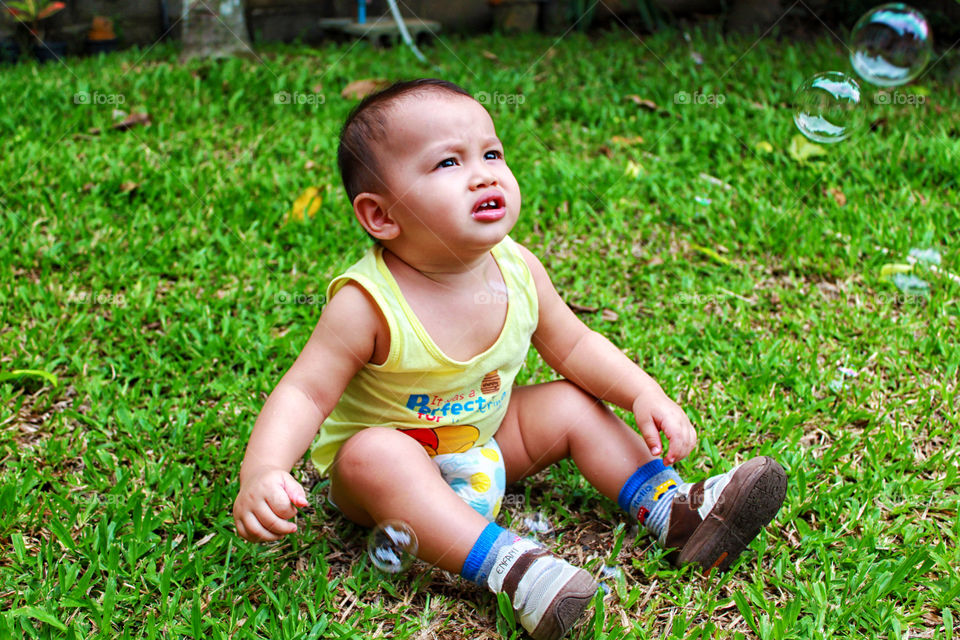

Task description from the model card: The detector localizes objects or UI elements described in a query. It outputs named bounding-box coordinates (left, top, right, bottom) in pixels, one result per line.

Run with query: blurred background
left=2, top=0, right=960, bottom=55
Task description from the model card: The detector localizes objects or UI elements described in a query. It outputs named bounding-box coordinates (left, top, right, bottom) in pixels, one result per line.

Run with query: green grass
left=1, top=22, right=958, bottom=639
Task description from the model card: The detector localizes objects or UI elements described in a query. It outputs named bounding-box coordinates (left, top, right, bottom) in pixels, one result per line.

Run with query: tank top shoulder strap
left=325, top=244, right=408, bottom=370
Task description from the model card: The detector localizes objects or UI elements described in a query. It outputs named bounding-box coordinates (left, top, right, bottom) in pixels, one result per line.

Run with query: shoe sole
left=677, top=456, right=787, bottom=574
left=531, top=570, right=598, bottom=640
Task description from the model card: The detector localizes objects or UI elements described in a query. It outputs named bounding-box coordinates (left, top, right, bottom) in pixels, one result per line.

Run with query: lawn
left=1, top=20, right=958, bottom=640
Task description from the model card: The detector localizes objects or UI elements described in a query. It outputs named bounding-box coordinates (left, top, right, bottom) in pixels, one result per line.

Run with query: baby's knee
left=554, top=379, right=605, bottom=411
left=335, top=427, right=425, bottom=480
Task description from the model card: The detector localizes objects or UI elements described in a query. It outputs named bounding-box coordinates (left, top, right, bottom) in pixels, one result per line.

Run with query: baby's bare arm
left=518, top=245, right=696, bottom=464
left=234, top=282, right=380, bottom=541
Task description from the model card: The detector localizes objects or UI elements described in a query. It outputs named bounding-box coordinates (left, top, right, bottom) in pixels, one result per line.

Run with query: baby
left=233, top=78, right=787, bottom=640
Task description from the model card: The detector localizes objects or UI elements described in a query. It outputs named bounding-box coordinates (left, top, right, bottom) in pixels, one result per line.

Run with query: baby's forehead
left=378, top=93, right=496, bottom=153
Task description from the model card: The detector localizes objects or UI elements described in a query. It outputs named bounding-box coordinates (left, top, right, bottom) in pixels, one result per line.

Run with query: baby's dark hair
left=337, top=78, right=473, bottom=203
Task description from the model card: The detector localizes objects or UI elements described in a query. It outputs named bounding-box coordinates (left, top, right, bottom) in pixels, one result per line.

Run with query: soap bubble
left=367, top=520, right=418, bottom=574
left=850, top=4, right=932, bottom=87
left=518, top=512, right=555, bottom=537
left=599, top=564, right=625, bottom=597
left=908, top=247, right=941, bottom=266
left=890, top=273, right=930, bottom=296
left=793, top=71, right=863, bottom=143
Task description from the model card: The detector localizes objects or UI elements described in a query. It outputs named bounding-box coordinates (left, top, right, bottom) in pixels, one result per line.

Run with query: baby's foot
left=489, top=546, right=598, bottom=640
left=662, top=456, right=787, bottom=573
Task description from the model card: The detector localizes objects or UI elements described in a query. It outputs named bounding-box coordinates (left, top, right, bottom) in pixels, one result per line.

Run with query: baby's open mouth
left=472, top=193, right=506, bottom=218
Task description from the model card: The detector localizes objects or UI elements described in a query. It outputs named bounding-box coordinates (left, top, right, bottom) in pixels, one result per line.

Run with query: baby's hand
left=632, top=391, right=697, bottom=466
left=233, top=468, right=309, bottom=542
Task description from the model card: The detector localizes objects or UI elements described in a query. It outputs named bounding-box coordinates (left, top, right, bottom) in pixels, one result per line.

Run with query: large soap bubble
left=793, top=71, right=863, bottom=144
left=850, top=4, right=932, bottom=87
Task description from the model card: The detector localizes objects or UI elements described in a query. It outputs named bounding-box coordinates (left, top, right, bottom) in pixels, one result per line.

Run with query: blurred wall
left=23, top=0, right=493, bottom=47
left=12, top=0, right=960, bottom=49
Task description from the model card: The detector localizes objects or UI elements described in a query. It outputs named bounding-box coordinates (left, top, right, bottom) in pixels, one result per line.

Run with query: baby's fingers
left=663, top=420, right=696, bottom=465
left=254, top=503, right=298, bottom=536
left=635, top=416, right=663, bottom=457
left=238, top=511, right=282, bottom=542
left=282, top=475, right=309, bottom=509
left=265, top=479, right=299, bottom=519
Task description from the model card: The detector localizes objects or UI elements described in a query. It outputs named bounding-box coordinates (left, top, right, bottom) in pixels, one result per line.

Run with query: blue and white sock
left=617, top=459, right=682, bottom=543
left=463, top=522, right=598, bottom=639
left=461, top=522, right=539, bottom=587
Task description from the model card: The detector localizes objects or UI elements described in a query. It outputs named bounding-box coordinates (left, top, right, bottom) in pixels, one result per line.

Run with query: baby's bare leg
left=496, top=381, right=787, bottom=575
left=495, top=380, right=655, bottom=500
left=329, top=427, right=489, bottom=573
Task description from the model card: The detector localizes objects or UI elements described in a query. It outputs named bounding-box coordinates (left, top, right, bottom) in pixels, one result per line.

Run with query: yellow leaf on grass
left=880, top=263, right=913, bottom=277
left=289, top=187, right=322, bottom=222
left=690, top=243, right=732, bottom=266
left=788, top=135, right=827, bottom=163
left=755, top=141, right=774, bottom=153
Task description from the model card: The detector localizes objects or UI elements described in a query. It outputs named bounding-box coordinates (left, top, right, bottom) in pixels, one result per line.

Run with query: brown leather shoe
left=662, top=456, right=787, bottom=573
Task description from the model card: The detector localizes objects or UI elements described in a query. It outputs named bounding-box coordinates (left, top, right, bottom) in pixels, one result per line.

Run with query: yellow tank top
left=310, top=236, right=539, bottom=475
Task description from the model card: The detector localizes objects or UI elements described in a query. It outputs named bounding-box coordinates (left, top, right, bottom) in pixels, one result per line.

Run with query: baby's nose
left=470, top=170, right=498, bottom=189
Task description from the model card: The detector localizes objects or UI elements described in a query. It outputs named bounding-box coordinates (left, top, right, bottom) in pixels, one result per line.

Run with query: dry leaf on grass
left=625, top=95, right=658, bottom=111
left=113, top=112, right=151, bottom=131
left=611, top=135, right=644, bottom=146
left=568, top=302, right=599, bottom=314
left=828, top=187, right=847, bottom=206
left=341, top=78, right=391, bottom=100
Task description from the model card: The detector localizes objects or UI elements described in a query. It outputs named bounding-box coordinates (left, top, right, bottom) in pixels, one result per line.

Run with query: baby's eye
left=435, top=158, right=457, bottom=169
left=484, top=150, right=503, bottom=160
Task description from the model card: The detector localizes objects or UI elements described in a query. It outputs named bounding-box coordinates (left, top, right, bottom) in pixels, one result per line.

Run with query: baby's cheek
left=505, top=174, right=522, bottom=208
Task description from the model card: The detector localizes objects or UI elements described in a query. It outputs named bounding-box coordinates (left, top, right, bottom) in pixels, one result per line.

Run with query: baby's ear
left=353, top=193, right=399, bottom=240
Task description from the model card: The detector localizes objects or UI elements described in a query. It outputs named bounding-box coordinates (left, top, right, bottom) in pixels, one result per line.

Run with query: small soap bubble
left=828, top=365, right=858, bottom=393
left=599, top=565, right=625, bottom=597
left=367, top=520, right=418, bottom=574
left=600, top=564, right=623, bottom=582
left=890, top=273, right=930, bottom=295
left=850, top=4, right=932, bottom=87
left=793, top=71, right=863, bottom=144
left=908, top=247, right=941, bottom=266
left=518, top=512, right=554, bottom=537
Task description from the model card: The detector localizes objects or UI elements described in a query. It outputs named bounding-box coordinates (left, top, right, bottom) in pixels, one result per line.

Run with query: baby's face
left=373, top=93, right=521, bottom=257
